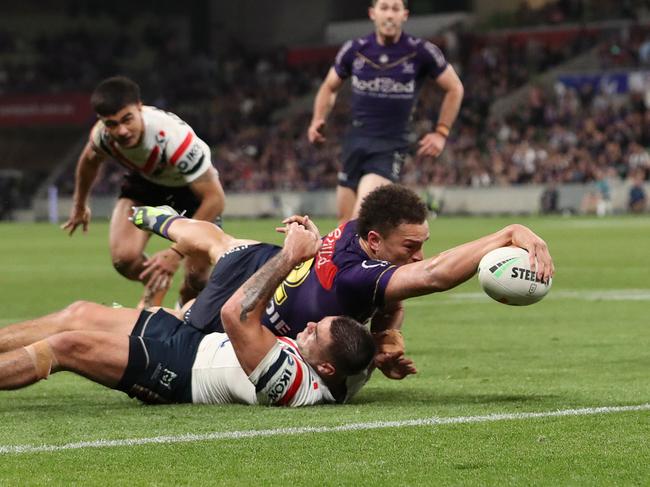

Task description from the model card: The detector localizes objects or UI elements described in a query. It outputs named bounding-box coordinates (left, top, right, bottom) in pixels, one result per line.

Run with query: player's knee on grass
left=61, top=301, right=95, bottom=328
left=111, top=251, right=145, bottom=280
left=179, top=271, right=208, bottom=305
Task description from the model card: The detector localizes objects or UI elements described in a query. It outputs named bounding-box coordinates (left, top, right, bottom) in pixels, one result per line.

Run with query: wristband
left=435, top=123, right=450, bottom=138
left=372, top=329, right=405, bottom=354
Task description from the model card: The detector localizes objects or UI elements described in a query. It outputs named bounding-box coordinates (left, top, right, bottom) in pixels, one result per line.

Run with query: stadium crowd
left=2, top=4, right=650, bottom=199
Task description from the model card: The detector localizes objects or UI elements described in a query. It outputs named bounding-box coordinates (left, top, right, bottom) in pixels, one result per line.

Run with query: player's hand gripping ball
left=478, top=247, right=552, bottom=306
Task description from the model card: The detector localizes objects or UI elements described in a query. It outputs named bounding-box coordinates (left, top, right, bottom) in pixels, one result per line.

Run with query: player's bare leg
left=336, top=186, right=357, bottom=225
left=178, top=252, right=212, bottom=305
left=0, top=331, right=129, bottom=390
left=110, top=198, right=167, bottom=307
left=130, top=206, right=258, bottom=264
left=351, top=173, right=393, bottom=219
left=0, top=302, right=141, bottom=353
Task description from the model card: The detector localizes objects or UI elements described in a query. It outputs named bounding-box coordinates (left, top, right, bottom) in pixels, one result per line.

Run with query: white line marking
left=1, top=403, right=648, bottom=455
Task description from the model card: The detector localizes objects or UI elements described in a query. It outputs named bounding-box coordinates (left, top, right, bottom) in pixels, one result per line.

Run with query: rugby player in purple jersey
left=125, top=185, right=553, bottom=380
left=308, top=0, right=464, bottom=223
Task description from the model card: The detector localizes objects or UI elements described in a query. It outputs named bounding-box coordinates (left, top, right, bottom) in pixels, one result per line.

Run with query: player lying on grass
left=129, top=185, right=554, bottom=379
left=0, top=221, right=375, bottom=406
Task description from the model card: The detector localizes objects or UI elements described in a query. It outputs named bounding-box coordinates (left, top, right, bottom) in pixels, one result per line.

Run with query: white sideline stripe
left=1, top=403, right=649, bottom=455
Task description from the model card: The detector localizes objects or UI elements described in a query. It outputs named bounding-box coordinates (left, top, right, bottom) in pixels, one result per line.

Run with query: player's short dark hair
left=327, top=316, right=376, bottom=377
left=371, top=0, right=408, bottom=7
left=357, top=185, right=428, bottom=239
left=91, top=76, right=141, bottom=116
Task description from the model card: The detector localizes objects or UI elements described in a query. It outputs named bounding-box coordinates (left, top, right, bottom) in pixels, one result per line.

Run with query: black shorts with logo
left=338, top=134, right=409, bottom=190
left=184, top=243, right=282, bottom=333
left=119, top=172, right=201, bottom=217
left=117, top=309, right=204, bottom=404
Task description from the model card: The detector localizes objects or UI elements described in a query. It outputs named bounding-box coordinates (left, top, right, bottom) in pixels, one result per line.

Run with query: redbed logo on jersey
left=315, top=224, right=344, bottom=290
left=0, top=93, right=93, bottom=127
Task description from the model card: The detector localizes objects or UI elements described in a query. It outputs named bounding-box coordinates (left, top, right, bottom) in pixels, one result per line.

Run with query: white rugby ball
left=478, top=247, right=552, bottom=306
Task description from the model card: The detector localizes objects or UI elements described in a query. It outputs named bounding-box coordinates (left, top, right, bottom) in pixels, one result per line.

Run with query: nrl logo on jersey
left=353, top=57, right=366, bottom=71
left=159, top=368, right=178, bottom=390
left=155, top=130, right=167, bottom=144
left=402, top=62, right=415, bottom=74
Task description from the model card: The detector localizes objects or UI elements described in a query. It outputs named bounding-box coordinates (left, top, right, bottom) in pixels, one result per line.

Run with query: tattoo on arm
left=239, top=252, right=294, bottom=323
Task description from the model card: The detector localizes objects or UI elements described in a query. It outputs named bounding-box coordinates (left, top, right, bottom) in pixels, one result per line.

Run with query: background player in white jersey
left=61, top=76, right=226, bottom=308
left=0, top=220, right=375, bottom=407
left=307, top=0, right=464, bottom=223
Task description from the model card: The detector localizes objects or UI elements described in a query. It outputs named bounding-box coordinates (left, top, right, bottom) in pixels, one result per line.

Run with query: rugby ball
left=478, top=247, right=552, bottom=306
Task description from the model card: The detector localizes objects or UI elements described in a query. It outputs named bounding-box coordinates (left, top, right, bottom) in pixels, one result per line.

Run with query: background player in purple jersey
left=128, top=185, right=553, bottom=380
left=307, top=0, right=464, bottom=223
left=61, top=76, right=226, bottom=309
left=0, top=221, right=375, bottom=407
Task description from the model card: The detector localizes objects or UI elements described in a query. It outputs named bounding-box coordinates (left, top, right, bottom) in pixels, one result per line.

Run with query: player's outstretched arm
left=384, top=224, right=553, bottom=303
left=308, top=68, right=344, bottom=145
left=221, top=221, right=322, bottom=375
left=61, top=141, right=105, bottom=235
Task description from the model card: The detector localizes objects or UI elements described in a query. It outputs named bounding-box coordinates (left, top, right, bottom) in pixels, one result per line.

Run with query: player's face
left=100, top=103, right=144, bottom=148
left=376, top=221, right=429, bottom=266
left=296, top=318, right=334, bottom=362
left=369, top=0, right=408, bottom=41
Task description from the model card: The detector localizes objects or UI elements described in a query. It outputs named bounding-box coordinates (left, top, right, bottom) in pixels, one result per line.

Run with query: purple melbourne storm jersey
left=333, top=32, right=448, bottom=139
left=262, top=220, right=398, bottom=337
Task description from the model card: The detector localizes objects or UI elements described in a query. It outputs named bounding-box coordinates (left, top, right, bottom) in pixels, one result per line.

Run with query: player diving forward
left=130, top=185, right=553, bottom=379
left=0, top=221, right=375, bottom=406
left=62, top=76, right=225, bottom=308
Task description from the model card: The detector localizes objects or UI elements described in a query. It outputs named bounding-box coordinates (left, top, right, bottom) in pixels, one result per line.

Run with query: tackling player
left=62, top=76, right=225, bottom=308
left=128, top=185, right=553, bottom=380
left=0, top=221, right=375, bottom=406
left=307, top=0, right=464, bottom=223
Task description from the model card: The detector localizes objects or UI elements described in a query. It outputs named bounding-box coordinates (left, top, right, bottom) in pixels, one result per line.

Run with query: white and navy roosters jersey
left=90, top=105, right=213, bottom=187
left=191, top=333, right=343, bottom=407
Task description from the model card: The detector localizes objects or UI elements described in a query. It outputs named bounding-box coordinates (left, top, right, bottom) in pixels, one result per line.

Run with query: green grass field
left=1, top=216, right=650, bottom=486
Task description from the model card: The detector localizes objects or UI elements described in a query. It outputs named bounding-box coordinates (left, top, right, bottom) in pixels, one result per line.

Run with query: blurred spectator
left=594, top=167, right=614, bottom=216
left=540, top=182, right=559, bottom=214
left=628, top=170, right=647, bottom=213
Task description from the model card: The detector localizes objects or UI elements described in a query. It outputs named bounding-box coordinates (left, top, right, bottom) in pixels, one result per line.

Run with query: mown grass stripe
left=407, top=289, right=650, bottom=305
left=2, top=403, right=649, bottom=455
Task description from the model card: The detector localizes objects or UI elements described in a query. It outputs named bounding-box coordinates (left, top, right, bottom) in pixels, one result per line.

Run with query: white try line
left=2, top=403, right=649, bottom=455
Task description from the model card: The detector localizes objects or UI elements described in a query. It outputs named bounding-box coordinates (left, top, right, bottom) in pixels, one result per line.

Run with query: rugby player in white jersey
left=0, top=219, right=375, bottom=406
left=62, top=76, right=225, bottom=308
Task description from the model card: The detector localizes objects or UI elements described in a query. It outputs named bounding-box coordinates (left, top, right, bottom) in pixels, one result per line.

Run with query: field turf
left=1, top=216, right=649, bottom=486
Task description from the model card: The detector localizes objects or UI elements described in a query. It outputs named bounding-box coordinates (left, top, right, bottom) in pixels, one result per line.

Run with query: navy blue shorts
left=117, top=309, right=204, bottom=404
left=338, top=134, right=409, bottom=190
left=184, top=243, right=282, bottom=333
left=119, top=172, right=201, bottom=217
